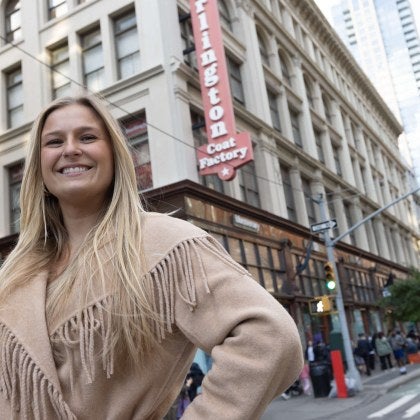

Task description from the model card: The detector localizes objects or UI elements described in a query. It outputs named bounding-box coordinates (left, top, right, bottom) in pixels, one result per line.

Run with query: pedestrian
left=355, top=333, right=372, bottom=376
left=176, top=384, right=191, bottom=419
left=185, top=363, right=204, bottom=402
left=375, top=332, right=393, bottom=370
left=305, top=340, right=316, bottom=364
left=0, top=94, right=303, bottom=419
left=389, top=330, right=407, bottom=374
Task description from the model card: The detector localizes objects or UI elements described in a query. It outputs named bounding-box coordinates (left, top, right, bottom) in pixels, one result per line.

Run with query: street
left=262, top=370, right=420, bottom=420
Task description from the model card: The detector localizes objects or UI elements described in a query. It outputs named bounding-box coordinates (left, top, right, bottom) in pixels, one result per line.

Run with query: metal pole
left=331, top=185, right=420, bottom=246
left=317, top=194, right=363, bottom=391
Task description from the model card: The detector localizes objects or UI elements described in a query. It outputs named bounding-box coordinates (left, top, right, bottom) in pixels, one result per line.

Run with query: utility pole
left=314, top=185, right=420, bottom=392
left=316, top=194, right=362, bottom=391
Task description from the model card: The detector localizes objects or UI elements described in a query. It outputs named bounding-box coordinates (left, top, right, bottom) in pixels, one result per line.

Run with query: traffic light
left=324, top=262, right=336, bottom=291
left=309, top=295, right=332, bottom=315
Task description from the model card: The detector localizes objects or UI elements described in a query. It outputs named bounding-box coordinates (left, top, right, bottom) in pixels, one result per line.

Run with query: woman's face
left=40, top=104, right=114, bottom=209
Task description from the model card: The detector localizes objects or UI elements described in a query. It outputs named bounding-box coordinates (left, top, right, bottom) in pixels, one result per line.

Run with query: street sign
left=310, top=219, right=337, bottom=233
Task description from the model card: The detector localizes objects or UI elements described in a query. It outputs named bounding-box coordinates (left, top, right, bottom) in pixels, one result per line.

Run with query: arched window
left=278, top=50, right=291, bottom=86
left=218, top=0, right=232, bottom=31
left=5, top=0, right=21, bottom=43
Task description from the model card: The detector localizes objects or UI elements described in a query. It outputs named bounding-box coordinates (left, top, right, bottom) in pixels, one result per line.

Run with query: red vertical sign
left=190, top=0, right=253, bottom=181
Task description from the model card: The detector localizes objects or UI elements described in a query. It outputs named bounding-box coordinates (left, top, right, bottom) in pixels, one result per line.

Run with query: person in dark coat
left=355, top=333, right=372, bottom=376
left=186, top=363, right=205, bottom=402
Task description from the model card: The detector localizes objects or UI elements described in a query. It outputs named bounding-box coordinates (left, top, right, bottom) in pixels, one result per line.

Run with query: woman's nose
left=62, top=139, right=82, bottom=157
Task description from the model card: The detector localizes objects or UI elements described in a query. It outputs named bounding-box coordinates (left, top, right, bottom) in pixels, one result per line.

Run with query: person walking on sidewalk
left=375, top=332, right=393, bottom=370
left=389, top=330, right=407, bottom=375
left=355, top=333, right=372, bottom=376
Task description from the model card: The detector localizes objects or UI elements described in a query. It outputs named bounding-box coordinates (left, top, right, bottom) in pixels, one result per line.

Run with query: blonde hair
left=0, top=94, right=161, bottom=365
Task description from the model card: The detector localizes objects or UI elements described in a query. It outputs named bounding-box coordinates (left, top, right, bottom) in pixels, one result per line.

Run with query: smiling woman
left=40, top=103, right=114, bottom=211
left=0, top=94, right=303, bottom=419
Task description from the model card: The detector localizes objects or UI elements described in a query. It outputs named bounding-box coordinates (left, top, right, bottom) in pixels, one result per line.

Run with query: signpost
left=310, top=219, right=337, bottom=233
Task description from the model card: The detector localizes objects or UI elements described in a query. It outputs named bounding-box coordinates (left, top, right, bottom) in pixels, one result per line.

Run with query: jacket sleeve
left=174, top=237, right=303, bottom=420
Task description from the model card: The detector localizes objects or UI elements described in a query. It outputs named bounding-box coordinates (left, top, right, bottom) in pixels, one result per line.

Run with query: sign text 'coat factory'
left=190, top=0, right=253, bottom=181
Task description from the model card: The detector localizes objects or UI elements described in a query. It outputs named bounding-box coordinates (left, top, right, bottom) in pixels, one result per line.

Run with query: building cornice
left=290, top=0, right=402, bottom=137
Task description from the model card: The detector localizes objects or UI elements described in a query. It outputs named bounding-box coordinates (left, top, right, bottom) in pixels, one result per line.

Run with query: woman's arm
left=174, top=238, right=303, bottom=420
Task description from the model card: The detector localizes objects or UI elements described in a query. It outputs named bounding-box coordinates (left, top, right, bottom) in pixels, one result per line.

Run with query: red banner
left=190, top=0, right=253, bottom=180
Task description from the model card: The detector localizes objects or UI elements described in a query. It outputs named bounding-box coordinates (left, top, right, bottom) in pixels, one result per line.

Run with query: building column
left=332, top=191, right=351, bottom=245
left=279, top=86, right=294, bottom=144
left=373, top=218, right=391, bottom=260
left=291, top=56, right=317, bottom=159
left=364, top=218, right=378, bottom=255
left=235, top=2, right=271, bottom=123
left=350, top=198, right=369, bottom=251
left=309, top=173, right=326, bottom=223
left=357, top=131, right=377, bottom=200
left=330, top=103, right=355, bottom=185
left=254, top=136, right=287, bottom=217
left=290, top=167, right=308, bottom=225
left=391, top=226, right=405, bottom=265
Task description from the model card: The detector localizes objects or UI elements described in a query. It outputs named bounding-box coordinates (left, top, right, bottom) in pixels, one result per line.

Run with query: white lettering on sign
left=199, top=146, right=248, bottom=169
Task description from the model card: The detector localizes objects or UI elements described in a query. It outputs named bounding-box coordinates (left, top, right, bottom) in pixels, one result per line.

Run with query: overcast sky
left=314, top=0, right=420, bottom=33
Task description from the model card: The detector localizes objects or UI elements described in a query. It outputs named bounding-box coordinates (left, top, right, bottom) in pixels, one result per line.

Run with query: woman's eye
left=81, top=135, right=96, bottom=142
left=45, top=139, right=62, bottom=146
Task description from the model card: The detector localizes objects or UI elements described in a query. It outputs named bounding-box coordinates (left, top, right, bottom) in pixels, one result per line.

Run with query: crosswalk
left=367, top=394, right=420, bottom=419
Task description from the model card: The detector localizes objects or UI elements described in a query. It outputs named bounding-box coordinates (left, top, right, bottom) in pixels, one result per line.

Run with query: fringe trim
left=51, top=296, right=113, bottom=388
left=148, top=235, right=247, bottom=341
left=50, top=235, right=246, bottom=385
left=0, top=323, right=76, bottom=419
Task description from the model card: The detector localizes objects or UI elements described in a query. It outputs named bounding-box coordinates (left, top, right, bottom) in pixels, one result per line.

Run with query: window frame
left=5, top=0, right=22, bottom=43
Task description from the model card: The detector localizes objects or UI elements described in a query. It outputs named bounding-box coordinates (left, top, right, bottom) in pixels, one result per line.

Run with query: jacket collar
left=0, top=271, right=62, bottom=393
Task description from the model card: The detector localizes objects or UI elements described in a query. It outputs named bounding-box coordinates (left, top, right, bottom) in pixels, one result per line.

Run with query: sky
left=314, top=0, right=420, bottom=32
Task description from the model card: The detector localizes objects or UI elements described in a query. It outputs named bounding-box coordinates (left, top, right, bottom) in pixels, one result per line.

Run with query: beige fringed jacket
left=0, top=212, right=303, bottom=419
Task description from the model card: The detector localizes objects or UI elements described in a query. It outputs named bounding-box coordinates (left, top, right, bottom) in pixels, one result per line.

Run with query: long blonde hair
left=0, top=95, right=161, bottom=364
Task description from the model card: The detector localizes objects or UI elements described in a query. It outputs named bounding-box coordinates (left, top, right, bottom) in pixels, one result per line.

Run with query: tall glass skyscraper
left=318, top=0, right=420, bottom=187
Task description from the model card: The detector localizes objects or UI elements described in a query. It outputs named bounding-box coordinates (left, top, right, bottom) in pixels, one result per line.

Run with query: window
left=9, top=162, right=24, bottom=234
left=343, top=202, right=355, bottom=244
left=48, top=0, right=68, bottom=20
left=325, top=189, right=336, bottom=221
left=81, top=27, right=104, bottom=91
left=225, top=236, right=286, bottom=293
left=218, top=0, right=232, bottom=32
left=239, top=162, right=260, bottom=208
left=179, top=10, right=196, bottom=68
left=304, top=76, right=314, bottom=108
left=280, top=165, right=297, bottom=222
left=122, top=114, right=153, bottom=191
left=6, top=66, right=23, bottom=128
left=114, top=10, right=140, bottom=80
left=279, top=51, right=291, bottom=85
left=191, top=110, right=224, bottom=194
left=314, top=129, right=324, bottom=163
left=50, top=43, right=71, bottom=99
left=267, top=89, right=281, bottom=132
left=5, top=0, right=21, bottom=42
left=302, top=177, right=316, bottom=225
left=227, top=56, right=245, bottom=104
left=257, top=29, right=269, bottom=66
left=290, top=109, right=303, bottom=147
left=332, top=145, right=342, bottom=176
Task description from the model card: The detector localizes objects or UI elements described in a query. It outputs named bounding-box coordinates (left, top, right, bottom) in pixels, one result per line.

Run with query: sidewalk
left=262, top=363, right=420, bottom=420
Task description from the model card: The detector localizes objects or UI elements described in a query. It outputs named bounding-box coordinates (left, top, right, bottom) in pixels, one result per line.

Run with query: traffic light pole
left=316, top=194, right=363, bottom=391
left=314, top=185, right=420, bottom=392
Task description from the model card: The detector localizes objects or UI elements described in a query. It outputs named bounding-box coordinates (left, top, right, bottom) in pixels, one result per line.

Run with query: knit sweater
left=0, top=212, right=303, bottom=419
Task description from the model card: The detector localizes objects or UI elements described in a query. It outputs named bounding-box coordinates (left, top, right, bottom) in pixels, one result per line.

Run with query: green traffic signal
left=326, top=279, right=336, bottom=290
left=324, top=262, right=336, bottom=290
